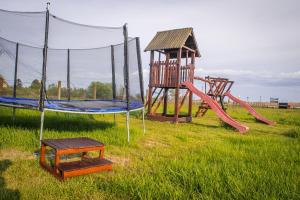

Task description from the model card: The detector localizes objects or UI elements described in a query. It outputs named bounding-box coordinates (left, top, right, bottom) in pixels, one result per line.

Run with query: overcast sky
left=1, top=0, right=299, bottom=101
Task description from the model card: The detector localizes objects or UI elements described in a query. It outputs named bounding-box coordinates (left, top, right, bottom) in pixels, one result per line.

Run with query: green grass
left=0, top=105, right=299, bottom=200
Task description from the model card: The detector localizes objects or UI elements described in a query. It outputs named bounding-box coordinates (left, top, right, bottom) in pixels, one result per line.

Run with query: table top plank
left=42, top=137, right=104, bottom=150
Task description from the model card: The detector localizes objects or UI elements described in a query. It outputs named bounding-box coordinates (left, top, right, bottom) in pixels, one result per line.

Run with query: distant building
left=270, top=97, right=279, bottom=104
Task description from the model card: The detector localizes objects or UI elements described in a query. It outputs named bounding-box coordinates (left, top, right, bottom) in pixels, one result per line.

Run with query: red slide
left=224, top=91, right=274, bottom=125
left=182, top=81, right=249, bottom=133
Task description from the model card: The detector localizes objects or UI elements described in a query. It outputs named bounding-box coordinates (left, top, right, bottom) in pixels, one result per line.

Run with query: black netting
left=0, top=9, right=46, bottom=47
left=0, top=38, right=16, bottom=96
left=0, top=9, right=144, bottom=111
left=46, top=49, right=68, bottom=99
left=16, top=44, right=43, bottom=98
left=69, top=47, right=112, bottom=100
left=113, top=42, right=126, bottom=100
left=48, top=15, right=124, bottom=49
left=128, top=39, right=142, bottom=101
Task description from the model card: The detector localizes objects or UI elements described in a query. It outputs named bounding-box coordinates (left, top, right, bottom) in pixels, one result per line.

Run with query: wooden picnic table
left=40, top=137, right=112, bottom=180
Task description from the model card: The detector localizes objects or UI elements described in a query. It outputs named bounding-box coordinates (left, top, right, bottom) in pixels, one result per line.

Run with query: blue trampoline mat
left=0, top=96, right=143, bottom=113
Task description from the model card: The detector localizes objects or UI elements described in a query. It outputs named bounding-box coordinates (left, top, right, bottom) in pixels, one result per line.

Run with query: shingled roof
left=144, top=27, right=200, bottom=57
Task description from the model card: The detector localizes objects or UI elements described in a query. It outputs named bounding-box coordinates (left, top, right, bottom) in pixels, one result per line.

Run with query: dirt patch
left=106, top=155, right=130, bottom=166
left=0, top=149, right=34, bottom=160
left=144, top=139, right=170, bottom=148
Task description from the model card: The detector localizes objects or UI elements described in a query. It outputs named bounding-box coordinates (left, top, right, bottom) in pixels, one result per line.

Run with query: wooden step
left=58, top=158, right=112, bottom=179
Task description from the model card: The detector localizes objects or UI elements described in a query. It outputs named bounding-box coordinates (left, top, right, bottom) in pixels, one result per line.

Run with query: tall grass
left=0, top=106, right=299, bottom=199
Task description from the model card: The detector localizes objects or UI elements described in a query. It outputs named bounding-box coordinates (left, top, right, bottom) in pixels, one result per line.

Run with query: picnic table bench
left=40, top=137, right=112, bottom=180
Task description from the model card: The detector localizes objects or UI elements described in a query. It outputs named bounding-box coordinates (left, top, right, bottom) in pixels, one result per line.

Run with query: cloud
left=195, top=68, right=300, bottom=87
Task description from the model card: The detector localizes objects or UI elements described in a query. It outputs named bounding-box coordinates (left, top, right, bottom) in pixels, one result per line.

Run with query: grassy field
left=0, top=105, right=299, bottom=200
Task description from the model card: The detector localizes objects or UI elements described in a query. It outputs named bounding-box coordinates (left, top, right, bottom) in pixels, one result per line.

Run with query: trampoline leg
left=126, top=112, right=130, bottom=143
left=142, top=107, right=145, bottom=135
left=39, top=111, right=45, bottom=147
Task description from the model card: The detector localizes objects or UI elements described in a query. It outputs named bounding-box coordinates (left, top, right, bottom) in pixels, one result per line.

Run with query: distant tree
left=87, top=82, right=112, bottom=99
left=30, top=79, right=41, bottom=89
left=46, top=83, right=57, bottom=97
left=16, top=79, right=22, bottom=88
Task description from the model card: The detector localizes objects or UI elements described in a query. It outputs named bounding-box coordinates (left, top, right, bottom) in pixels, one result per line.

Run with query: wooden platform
left=40, top=137, right=112, bottom=180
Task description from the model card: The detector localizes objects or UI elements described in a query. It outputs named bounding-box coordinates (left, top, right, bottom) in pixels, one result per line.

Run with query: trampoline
left=0, top=5, right=145, bottom=143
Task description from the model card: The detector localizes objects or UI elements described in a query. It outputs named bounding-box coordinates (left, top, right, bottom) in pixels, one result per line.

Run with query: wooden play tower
left=144, top=28, right=200, bottom=122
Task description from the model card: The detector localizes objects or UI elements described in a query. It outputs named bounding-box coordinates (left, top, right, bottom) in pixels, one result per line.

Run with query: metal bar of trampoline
left=39, top=111, right=45, bottom=146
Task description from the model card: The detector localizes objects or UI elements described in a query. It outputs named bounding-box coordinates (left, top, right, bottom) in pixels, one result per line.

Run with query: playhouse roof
left=144, top=27, right=200, bottom=57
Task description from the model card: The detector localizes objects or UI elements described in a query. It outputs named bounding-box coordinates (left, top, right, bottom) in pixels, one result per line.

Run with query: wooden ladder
left=195, top=101, right=209, bottom=117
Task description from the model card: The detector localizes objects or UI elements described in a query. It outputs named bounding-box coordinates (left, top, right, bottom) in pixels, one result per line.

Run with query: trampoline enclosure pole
left=136, top=37, right=145, bottom=104
left=67, top=49, right=71, bottom=101
left=111, top=45, right=117, bottom=126
left=40, top=111, right=45, bottom=146
left=39, top=5, right=50, bottom=111
left=123, top=24, right=130, bottom=109
left=12, top=43, right=19, bottom=123
left=123, top=24, right=130, bottom=143
left=111, top=45, right=116, bottom=99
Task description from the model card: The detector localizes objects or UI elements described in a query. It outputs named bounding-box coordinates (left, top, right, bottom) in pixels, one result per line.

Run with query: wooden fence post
left=0, top=78, right=3, bottom=91
left=57, top=81, right=61, bottom=100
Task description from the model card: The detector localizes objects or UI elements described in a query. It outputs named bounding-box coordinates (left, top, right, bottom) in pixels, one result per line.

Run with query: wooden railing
left=150, top=61, right=194, bottom=87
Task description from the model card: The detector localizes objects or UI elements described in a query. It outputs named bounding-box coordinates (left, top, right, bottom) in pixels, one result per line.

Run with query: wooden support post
left=54, top=151, right=60, bottom=174
left=188, top=52, right=195, bottom=117
left=57, top=81, right=61, bottom=100
left=163, top=88, right=168, bottom=115
left=158, top=52, right=161, bottom=86
left=178, top=90, right=189, bottom=111
left=147, top=51, right=154, bottom=114
left=174, top=48, right=182, bottom=122
left=99, top=148, right=104, bottom=159
left=153, top=91, right=167, bottom=113
left=40, top=143, right=46, bottom=164
left=164, top=53, right=169, bottom=86
left=93, top=83, right=97, bottom=100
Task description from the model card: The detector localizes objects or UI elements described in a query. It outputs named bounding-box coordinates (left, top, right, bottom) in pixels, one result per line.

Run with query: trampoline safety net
left=0, top=8, right=144, bottom=113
